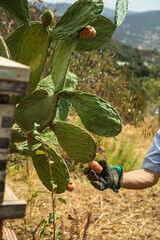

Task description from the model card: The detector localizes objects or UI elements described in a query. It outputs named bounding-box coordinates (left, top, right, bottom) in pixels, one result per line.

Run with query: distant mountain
left=115, top=11, right=160, bottom=50
left=45, top=2, right=160, bottom=50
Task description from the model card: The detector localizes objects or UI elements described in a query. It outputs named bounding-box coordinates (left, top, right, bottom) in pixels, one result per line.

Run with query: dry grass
left=4, top=118, right=160, bottom=240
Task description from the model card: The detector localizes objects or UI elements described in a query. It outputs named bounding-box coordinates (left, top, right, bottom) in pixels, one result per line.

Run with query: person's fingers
left=92, top=181, right=102, bottom=190
left=88, top=170, right=99, bottom=181
left=98, top=159, right=107, bottom=169
left=84, top=167, right=90, bottom=175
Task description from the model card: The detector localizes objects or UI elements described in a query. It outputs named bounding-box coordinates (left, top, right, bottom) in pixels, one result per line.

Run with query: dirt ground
left=3, top=119, right=160, bottom=240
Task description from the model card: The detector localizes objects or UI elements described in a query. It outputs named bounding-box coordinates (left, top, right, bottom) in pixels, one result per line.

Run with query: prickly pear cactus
left=16, top=22, right=50, bottom=95
left=53, top=121, right=97, bottom=163
left=14, top=90, right=58, bottom=132
left=5, top=24, right=29, bottom=60
left=52, top=0, right=104, bottom=40
left=114, top=0, right=128, bottom=27
left=59, top=91, right=122, bottom=137
left=3, top=0, right=128, bottom=193
left=0, top=0, right=30, bottom=24
left=28, top=136, right=70, bottom=194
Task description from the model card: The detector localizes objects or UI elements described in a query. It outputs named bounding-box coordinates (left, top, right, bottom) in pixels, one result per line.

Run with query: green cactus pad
left=55, top=98, right=71, bottom=121
left=64, top=71, right=78, bottom=91
left=52, top=0, right=104, bottom=40
left=41, top=10, right=54, bottom=26
left=5, top=24, right=28, bottom=60
left=40, top=127, right=58, bottom=147
left=76, top=15, right=116, bottom=51
left=51, top=36, right=77, bottom=92
left=37, top=75, right=54, bottom=94
left=16, top=22, right=50, bottom=95
left=53, top=121, right=97, bottom=163
left=14, top=90, right=57, bottom=132
left=11, top=123, right=27, bottom=143
left=37, top=71, right=77, bottom=95
left=0, top=0, right=30, bottom=24
left=0, top=36, right=10, bottom=59
left=114, top=0, right=128, bottom=27
left=28, top=138, right=70, bottom=194
left=60, top=91, right=122, bottom=137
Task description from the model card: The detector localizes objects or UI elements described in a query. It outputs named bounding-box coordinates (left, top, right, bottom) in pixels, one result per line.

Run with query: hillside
left=115, top=11, right=160, bottom=50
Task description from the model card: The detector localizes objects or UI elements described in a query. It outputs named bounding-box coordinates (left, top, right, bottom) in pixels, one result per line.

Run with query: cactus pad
left=16, top=22, right=50, bottom=95
left=53, top=121, right=97, bottom=163
left=28, top=138, right=70, bottom=194
left=5, top=24, right=28, bottom=60
left=51, top=36, right=77, bottom=92
left=54, top=71, right=77, bottom=121
left=114, top=0, right=128, bottom=27
left=0, top=0, right=30, bottom=24
left=37, top=75, right=55, bottom=94
left=55, top=98, right=71, bottom=121
left=60, top=91, right=122, bottom=137
left=40, top=127, right=58, bottom=148
left=64, top=71, right=78, bottom=91
left=14, top=90, right=57, bottom=132
left=76, top=15, right=116, bottom=51
left=52, top=0, right=104, bottom=40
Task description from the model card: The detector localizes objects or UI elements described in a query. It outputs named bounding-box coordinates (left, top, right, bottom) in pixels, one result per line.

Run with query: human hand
left=84, top=159, right=123, bottom=192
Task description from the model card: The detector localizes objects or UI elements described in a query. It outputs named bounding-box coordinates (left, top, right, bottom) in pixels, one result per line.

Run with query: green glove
left=84, top=159, right=123, bottom=192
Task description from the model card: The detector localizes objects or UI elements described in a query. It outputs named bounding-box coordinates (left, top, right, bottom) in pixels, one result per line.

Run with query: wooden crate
left=0, top=57, right=30, bottom=239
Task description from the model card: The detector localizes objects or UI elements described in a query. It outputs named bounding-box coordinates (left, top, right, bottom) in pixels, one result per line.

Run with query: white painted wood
left=0, top=57, right=30, bottom=82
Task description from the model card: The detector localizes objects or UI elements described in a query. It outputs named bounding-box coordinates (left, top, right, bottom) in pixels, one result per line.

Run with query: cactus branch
left=51, top=34, right=77, bottom=92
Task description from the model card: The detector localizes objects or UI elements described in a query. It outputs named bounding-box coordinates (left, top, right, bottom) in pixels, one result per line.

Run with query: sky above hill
left=45, top=0, right=160, bottom=12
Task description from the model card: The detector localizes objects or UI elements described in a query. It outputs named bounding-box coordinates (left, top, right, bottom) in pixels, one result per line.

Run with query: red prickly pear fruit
left=67, top=181, right=76, bottom=191
left=88, top=161, right=103, bottom=174
left=78, top=25, right=96, bottom=39
left=41, top=10, right=54, bottom=26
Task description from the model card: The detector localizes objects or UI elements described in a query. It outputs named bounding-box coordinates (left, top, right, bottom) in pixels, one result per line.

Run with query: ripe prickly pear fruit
left=41, top=10, right=54, bottom=26
left=67, top=181, right=76, bottom=191
left=88, top=161, right=103, bottom=174
left=78, top=25, right=96, bottom=39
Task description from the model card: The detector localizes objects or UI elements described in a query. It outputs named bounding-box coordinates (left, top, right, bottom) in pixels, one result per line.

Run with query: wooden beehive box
left=0, top=56, right=30, bottom=220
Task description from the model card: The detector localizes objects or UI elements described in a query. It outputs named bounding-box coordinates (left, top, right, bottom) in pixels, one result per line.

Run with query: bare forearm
left=122, top=168, right=160, bottom=190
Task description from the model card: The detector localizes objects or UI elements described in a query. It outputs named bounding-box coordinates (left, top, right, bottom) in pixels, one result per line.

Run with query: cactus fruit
left=76, top=15, right=116, bottom=52
left=79, top=25, right=96, bottom=39
left=41, top=10, right=54, bottom=26
left=88, top=161, right=103, bottom=174
left=67, top=181, right=76, bottom=191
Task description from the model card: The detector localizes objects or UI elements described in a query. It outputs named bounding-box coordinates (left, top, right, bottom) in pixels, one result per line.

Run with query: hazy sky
left=46, top=0, right=160, bottom=12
